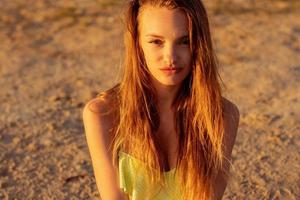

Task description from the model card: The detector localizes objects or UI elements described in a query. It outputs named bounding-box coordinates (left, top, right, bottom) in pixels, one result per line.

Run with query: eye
left=149, top=40, right=163, bottom=45
left=181, top=39, right=190, bottom=45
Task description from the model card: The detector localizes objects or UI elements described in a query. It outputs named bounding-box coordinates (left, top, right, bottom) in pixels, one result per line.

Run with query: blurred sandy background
left=0, top=0, right=299, bottom=199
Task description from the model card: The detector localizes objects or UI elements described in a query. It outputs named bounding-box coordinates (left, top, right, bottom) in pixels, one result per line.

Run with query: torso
left=154, top=110, right=179, bottom=171
left=100, top=95, right=238, bottom=173
left=104, top=97, right=178, bottom=172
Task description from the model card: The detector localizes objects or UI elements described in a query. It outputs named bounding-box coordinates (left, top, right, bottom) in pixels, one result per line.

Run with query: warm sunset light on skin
left=138, top=6, right=192, bottom=87
left=83, top=1, right=240, bottom=200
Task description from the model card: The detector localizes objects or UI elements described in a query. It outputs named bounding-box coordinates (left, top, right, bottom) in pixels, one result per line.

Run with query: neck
left=151, top=79, right=180, bottom=112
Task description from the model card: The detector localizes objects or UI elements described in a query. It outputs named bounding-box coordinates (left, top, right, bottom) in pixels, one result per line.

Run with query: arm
left=214, top=99, right=240, bottom=200
left=82, top=98, right=128, bottom=200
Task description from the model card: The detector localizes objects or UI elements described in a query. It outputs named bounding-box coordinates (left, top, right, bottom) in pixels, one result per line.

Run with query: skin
left=138, top=5, right=192, bottom=110
left=138, top=6, right=240, bottom=199
left=138, top=5, right=193, bottom=172
left=83, top=97, right=239, bottom=200
left=82, top=5, right=240, bottom=200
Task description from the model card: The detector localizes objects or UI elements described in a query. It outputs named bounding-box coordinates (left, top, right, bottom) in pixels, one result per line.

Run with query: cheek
left=181, top=50, right=192, bottom=65
left=143, top=48, right=159, bottom=65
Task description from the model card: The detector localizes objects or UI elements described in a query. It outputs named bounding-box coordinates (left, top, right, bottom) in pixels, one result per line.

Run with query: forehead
left=138, top=6, right=189, bottom=38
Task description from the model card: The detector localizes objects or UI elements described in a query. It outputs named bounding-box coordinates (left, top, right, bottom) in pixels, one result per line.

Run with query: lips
left=159, top=66, right=182, bottom=75
left=159, top=66, right=181, bottom=70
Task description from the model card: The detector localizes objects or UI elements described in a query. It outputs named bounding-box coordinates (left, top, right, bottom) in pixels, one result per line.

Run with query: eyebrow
left=146, top=33, right=189, bottom=39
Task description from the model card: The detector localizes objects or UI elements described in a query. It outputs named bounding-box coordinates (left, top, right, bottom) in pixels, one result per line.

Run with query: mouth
left=159, top=67, right=182, bottom=74
left=159, top=66, right=182, bottom=70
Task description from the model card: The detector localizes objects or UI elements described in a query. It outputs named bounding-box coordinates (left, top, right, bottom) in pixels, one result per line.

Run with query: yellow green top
left=118, top=151, right=182, bottom=200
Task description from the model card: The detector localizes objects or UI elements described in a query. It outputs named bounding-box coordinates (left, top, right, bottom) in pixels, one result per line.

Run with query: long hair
left=97, top=0, right=228, bottom=199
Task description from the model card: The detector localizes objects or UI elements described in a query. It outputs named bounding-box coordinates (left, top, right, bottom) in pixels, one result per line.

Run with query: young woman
left=82, top=0, right=239, bottom=200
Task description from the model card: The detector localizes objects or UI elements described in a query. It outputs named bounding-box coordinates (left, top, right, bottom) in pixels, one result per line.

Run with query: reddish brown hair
left=98, top=0, right=228, bottom=199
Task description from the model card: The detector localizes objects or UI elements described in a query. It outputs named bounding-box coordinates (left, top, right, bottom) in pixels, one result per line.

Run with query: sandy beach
left=0, top=0, right=299, bottom=199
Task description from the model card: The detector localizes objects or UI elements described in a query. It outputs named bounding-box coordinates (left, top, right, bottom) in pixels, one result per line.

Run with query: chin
left=157, top=79, right=183, bottom=87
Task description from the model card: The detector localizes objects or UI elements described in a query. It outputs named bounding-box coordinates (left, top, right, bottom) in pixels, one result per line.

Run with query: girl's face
left=138, top=6, right=192, bottom=87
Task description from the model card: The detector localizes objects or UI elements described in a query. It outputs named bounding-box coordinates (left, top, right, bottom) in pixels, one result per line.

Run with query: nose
left=163, top=44, right=178, bottom=66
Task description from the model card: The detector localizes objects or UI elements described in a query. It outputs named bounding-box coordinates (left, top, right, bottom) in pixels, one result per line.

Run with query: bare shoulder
left=82, top=95, right=117, bottom=142
left=82, top=96, right=125, bottom=199
left=83, top=96, right=111, bottom=116
left=222, top=97, right=240, bottom=122
left=213, top=99, right=240, bottom=200
left=221, top=97, right=240, bottom=154
left=82, top=94, right=118, bottom=124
